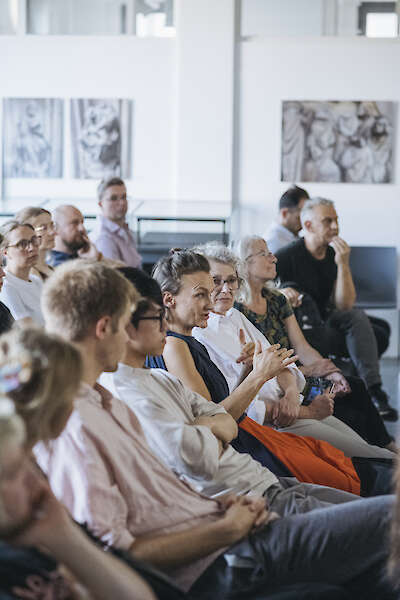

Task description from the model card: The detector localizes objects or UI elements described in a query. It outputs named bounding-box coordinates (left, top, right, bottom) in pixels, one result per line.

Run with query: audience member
left=0, top=221, right=43, bottom=325
left=91, top=177, right=142, bottom=267
left=264, top=185, right=309, bottom=255
left=235, top=235, right=396, bottom=452
left=274, top=197, right=396, bottom=420
left=15, top=206, right=55, bottom=280
left=32, top=260, right=396, bottom=599
left=0, top=264, right=14, bottom=335
left=48, top=205, right=101, bottom=267
left=109, top=267, right=391, bottom=496
left=0, top=398, right=159, bottom=600
left=191, top=242, right=394, bottom=460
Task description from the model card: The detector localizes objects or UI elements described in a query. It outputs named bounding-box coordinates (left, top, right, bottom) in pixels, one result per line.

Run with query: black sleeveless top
left=147, top=331, right=292, bottom=478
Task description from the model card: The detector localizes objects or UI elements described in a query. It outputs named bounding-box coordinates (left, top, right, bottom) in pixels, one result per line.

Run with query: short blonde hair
left=15, top=206, right=51, bottom=226
left=0, top=221, right=34, bottom=250
left=42, top=260, right=139, bottom=342
left=0, top=328, right=82, bottom=447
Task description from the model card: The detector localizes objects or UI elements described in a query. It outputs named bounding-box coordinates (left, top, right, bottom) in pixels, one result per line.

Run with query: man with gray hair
left=275, top=197, right=396, bottom=421
left=91, top=177, right=142, bottom=268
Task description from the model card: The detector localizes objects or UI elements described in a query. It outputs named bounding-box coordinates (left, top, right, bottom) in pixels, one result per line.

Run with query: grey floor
left=381, top=358, right=400, bottom=439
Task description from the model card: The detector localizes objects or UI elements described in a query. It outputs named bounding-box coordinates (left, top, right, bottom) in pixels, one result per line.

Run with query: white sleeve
left=0, top=287, right=30, bottom=320
left=117, top=378, right=223, bottom=481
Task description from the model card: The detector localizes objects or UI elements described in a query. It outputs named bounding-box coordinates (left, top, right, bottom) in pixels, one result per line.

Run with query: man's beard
left=62, top=237, right=87, bottom=253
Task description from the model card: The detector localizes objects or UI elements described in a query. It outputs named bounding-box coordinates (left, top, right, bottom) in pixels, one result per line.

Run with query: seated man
left=91, top=177, right=142, bottom=268
left=48, top=205, right=101, bottom=267
left=275, top=197, right=396, bottom=421
left=0, top=398, right=158, bottom=600
left=33, top=260, right=395, bottom=599
left=264, top=185, right=309, bottom=254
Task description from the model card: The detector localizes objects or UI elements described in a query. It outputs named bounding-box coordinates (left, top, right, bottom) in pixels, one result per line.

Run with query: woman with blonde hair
left=0, top=221, right=43, bottom=324
left=15, top=206, right=55, bottom=281
left=0, top=327, right=82, bottom=447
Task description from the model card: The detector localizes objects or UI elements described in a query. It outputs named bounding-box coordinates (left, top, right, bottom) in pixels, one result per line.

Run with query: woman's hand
left=253, top=342, right=298, bottom=383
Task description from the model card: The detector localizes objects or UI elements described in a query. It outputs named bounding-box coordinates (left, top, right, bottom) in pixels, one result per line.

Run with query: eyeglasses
left=212, top=276, right=241, bottom=290
left=6, top=236, right=40, bottom=252
left=35, top=222, right=55, bottom=234
left=245, top=250, right=274, bottom=261
left=136, top=308, right=166, bottom=331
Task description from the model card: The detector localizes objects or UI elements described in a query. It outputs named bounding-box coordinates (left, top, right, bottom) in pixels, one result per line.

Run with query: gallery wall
left=0, top=35, right=176, bottom=215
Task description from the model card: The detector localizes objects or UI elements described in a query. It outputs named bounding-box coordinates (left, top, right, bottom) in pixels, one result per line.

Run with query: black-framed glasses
left=212, top=276, right=241, bottom=290
left=6, top=236, right=40, bottom=251
left=136, top=308, right=166, bottom=331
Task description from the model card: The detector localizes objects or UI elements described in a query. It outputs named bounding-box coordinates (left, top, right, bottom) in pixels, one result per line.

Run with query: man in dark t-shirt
left=275, top=197, right=396, bottom=421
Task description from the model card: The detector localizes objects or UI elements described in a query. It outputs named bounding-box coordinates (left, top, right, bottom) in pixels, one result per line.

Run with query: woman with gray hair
left=234, top=234, right=396, bottom=454
left=193, top=241, right=394, bottom=460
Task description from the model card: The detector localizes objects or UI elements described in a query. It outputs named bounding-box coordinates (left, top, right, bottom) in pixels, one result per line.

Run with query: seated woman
left=15, top=207, right=56, bottom=281
left=0, top=221, right=44, bottom=325
left=192, top=242, right=394, bottom=460
left=234, top=235, right=396, bottom=454
left=149, top=249, right=392, bottom=496
left=0, top=327, right=184, bottom=600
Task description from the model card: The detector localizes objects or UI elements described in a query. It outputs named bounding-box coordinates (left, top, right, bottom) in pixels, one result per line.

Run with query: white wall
left=0, top=35, right=176, bottom=215
left=236, top=35, right=400, bottom=355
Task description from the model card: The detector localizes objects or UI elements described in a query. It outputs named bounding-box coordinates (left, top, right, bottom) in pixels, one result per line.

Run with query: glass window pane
left=135, top=0, right=175, bottom=37
left=0, top=0, right=19, bottom=34
left=27, top=0, right=128, bottom=35
left=366, top=12, right=398, bottom=37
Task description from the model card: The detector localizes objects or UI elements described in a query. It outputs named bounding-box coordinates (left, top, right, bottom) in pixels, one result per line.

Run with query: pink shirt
left=34, top=382, right=224, bottom=591
left=91, top=216, right=142, bottom=267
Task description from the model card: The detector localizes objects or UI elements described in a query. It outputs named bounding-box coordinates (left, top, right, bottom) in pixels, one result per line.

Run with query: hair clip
left=0, top=361, right=32, bottom=394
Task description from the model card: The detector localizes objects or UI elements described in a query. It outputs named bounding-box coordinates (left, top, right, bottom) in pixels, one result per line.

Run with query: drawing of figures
left=3, top=98, right=63, bottom=178
left=70, top=99, right=133, bottom=179
left=280, top=100, right=395, bottom=184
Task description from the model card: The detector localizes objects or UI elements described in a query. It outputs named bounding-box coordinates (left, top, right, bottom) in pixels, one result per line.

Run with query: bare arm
left=331, top=237, right=356, bottom=311
left=163, top=337, right=212, bottom=401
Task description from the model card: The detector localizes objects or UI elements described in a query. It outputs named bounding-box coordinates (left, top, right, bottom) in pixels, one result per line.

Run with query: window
left=359, top=2, right=398, bottom=37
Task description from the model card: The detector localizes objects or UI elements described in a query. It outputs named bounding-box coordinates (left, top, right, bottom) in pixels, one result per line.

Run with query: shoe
left=370, top=387, right=398, bottom=422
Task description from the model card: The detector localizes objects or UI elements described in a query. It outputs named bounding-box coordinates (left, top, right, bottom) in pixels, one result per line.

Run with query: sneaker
left=370, top=387, right=398, bottom=422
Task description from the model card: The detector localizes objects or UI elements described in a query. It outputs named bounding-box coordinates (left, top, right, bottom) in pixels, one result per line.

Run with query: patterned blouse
left=234, top=288, right=293, bottom=349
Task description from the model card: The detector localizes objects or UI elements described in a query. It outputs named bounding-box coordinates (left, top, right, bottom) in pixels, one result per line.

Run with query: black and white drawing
left=3, top=98, right=63, bottom=178
left=70, top=98, right=133, bottom=179
left=281, top=101, right=395, bottom=183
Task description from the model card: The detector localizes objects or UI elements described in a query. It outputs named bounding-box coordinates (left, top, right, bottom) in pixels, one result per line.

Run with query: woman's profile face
left=209, top=260, right=238, bottom=315
left=171, top=271, right=213, bottom=330
left=4, top=226, right=39, bottom=271
left=245, top=239, right=277, bottom=282
left=31, top=213, right=55, bottom=252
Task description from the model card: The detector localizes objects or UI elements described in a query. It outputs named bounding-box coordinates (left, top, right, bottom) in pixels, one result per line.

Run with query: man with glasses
left=91, top=177, right=142, bottom=268
left=264, top=185, right=309, bottom=255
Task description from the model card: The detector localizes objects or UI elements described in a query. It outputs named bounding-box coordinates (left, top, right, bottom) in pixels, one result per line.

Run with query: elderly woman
left=15, top=206, right=55, bottom=281
left=191, top=242, right=394, bottom=460
left=0, top=221, right=43, bottom=325
left=234, top=234, right=396, bottom=453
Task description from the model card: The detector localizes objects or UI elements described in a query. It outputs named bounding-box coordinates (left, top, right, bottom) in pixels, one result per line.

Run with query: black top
left=275, top=238, right=337, bottom=319
left=0, top=302, right=14, bottom=335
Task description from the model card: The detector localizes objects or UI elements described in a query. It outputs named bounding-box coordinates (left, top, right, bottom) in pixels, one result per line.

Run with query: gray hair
left=300, top=197, right=334, bottom=227
left=193, top=242, right=240, bottom=272
left=234, top=235, right=270, bottom=304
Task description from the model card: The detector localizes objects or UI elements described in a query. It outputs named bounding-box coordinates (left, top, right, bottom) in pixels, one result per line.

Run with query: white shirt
left=0, top=271, right=44, bottom=325
left=104, top=365, right=278, bottom=498
left=193, top=308, right=305, bottom=424
left=264, top=221, right=297, bottom=254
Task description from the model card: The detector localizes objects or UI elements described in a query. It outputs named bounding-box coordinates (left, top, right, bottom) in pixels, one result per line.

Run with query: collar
left=50, top=249, right=78, bottom=258
left=78, top=381, right=114, bottom=410
left=99, top=215, right=128, bottom=234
